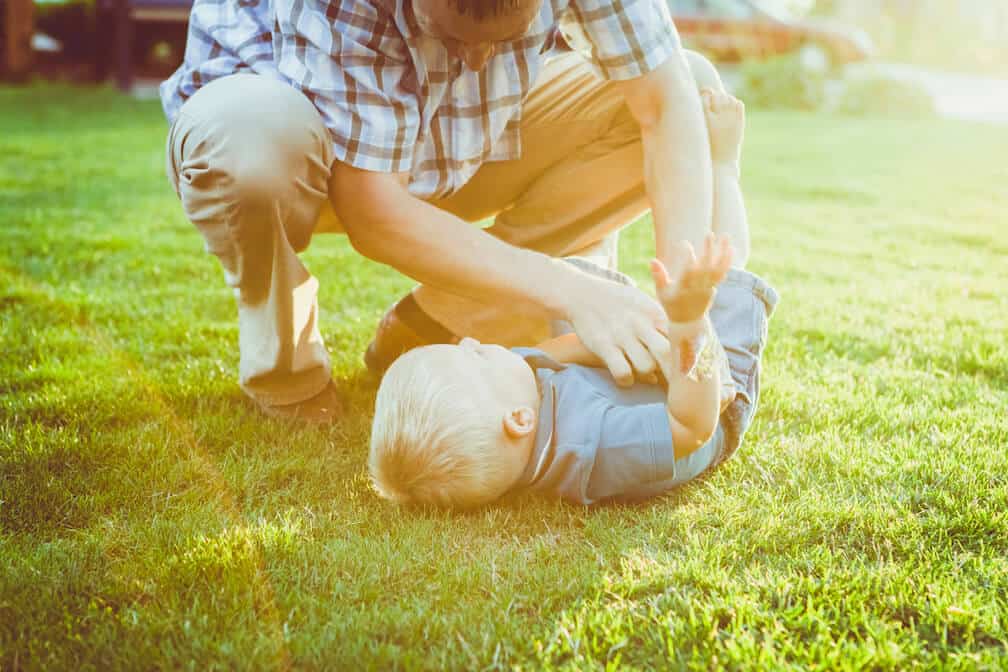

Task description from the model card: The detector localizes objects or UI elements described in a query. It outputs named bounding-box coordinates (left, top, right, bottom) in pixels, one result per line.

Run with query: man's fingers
left=599, top=345, right=634, bottom=387
left=622, top=338, right=656, bottom=381
left=639, top=327, right=674, bottom=381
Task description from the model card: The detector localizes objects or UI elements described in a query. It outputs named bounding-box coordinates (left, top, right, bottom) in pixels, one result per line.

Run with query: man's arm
left=617, top=49, right=713, bottom=267
left=332, top=165, right=563, bottom=319
left=330, top=164, right=672, bottom=386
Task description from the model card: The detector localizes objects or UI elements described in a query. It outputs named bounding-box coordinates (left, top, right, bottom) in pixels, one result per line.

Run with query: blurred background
left=2, top=0, right=1007, bottom=120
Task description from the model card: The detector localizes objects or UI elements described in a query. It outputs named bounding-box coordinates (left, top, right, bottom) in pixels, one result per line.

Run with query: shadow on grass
left=1, top=369, right=381, bottom=537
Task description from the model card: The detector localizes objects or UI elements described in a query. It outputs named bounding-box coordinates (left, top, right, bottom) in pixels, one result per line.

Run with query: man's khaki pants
left=167, top=52, right=650, bottom=406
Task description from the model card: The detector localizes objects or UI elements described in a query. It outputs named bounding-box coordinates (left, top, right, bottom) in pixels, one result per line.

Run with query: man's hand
left=564, top=271, right=672, bottom=387
left=702, top=88, right=745, bottom=167
left=333, top=166, right=668, bottom=387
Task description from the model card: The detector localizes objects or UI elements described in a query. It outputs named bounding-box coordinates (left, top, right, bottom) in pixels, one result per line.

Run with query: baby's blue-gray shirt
left=511, top=268, right=778, bottom=505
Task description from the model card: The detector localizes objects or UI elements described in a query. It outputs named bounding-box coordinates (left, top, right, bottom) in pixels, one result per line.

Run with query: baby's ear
left=502, top=406, right=536, bottom=438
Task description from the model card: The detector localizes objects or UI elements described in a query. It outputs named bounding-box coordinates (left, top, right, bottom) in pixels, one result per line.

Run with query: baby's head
left=369, top=338, right=541, bottom=509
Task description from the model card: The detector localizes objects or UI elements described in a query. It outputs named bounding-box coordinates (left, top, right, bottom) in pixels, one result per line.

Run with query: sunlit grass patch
left=1, top=86, right=1007, bottom=669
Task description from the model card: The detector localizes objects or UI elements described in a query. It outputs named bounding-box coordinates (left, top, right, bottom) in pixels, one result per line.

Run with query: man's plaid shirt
left=161, top=0, right=681, bottom=199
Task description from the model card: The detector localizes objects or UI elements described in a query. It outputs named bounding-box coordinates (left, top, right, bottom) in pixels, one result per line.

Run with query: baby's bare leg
left=702, top=88, right=751, bottom=268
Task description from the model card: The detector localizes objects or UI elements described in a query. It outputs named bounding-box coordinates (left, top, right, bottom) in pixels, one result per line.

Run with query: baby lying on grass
left=369, top=90, right=778, bottom=508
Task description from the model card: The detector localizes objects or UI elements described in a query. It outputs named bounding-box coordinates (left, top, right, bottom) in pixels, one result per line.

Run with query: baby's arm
left=534, top=332, right=605, bottom=368
left=650, top=236, right=732, bottom=458
left=665, top=320, right=723, bottom=458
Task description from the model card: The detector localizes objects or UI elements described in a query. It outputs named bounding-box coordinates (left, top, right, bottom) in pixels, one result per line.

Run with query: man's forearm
left=334, top=176, right=574, bottom=321
left=618, top=51, right=714, bottom=267
left=642, top=100, right=713, bottom=266
left=632, top=52, right=714, bottom=266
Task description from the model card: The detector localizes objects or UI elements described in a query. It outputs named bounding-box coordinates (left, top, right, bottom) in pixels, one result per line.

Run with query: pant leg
left=410, top=52, right=649, bottom=346
left=166, top=74, right=334, bottom=406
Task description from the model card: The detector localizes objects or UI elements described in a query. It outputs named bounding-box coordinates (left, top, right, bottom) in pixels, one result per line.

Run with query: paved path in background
left=859, top=64, right=1008, bottom=125
left=720, top=62, right=1008, bottom=125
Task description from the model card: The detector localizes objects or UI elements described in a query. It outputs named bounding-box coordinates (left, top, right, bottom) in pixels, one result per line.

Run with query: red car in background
left=668, top=0, right=874, bottom=68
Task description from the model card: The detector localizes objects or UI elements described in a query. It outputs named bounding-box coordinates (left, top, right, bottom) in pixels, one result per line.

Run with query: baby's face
left=418, top=337, right=540, bottom=413
left=412, top=338, right=541, bottom=492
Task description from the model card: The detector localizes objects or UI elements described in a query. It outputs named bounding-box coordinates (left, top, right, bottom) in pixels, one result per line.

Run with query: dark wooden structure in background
left=97, top=0, right=192, bottom=90
left=3, top=0, right=34, bottom=80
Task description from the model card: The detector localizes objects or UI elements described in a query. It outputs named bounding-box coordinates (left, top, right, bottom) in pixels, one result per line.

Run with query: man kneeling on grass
left=369, top=91, right=778, bottom=507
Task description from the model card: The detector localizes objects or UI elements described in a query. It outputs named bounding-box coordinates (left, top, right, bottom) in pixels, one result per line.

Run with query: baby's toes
left=701, top=89, right=717, bottom=115
left=708, top=90, right=732, bottom=112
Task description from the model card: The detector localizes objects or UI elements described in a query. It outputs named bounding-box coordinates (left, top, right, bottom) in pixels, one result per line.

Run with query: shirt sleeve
left=273, top=0, right=420, bottom=173
left=586, top=402, right=677, bottom=501
left=559, top=0, right=681, bottom=80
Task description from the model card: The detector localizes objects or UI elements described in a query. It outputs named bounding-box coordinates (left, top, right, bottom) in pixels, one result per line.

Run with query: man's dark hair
left=453, top=0, right=523, bottom=20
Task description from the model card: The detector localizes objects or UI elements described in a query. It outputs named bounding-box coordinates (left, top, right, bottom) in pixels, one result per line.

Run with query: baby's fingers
left=649, top=258, right=671, bottom=290
left=700, top=87, right=715, bottom=113
left=682, top=235, right=731, bottom=291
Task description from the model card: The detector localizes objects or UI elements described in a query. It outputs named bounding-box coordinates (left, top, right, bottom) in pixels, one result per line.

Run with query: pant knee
left=173, top=75, right=332, bottom=244
left=179, top=134, right=326, bottom=255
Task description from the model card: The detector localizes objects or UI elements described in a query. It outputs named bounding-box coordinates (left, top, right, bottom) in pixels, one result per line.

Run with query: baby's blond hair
left=368, top=348, right=513, bottom=509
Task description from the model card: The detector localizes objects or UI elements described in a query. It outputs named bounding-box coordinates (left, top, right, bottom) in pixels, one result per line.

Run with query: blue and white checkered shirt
left=161, top=0, right=680, bottom=199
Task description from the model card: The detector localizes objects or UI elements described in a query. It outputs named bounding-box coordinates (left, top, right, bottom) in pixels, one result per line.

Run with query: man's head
left=369, top=338, right=541, bottom=508
left=412, top=0, right=543, bottom=71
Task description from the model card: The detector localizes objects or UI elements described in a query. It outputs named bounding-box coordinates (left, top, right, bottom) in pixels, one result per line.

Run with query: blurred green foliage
left=734, top=54, right=827, bottom=111
left=836, top=74, right=936, bottom=119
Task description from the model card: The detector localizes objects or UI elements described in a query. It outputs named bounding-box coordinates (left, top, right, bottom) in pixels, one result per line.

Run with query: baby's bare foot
left=702, top=88, right=745, bottom=165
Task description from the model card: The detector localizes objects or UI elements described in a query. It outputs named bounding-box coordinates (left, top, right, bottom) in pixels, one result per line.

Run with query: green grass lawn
left=1, top=85, right=1007, bottom=670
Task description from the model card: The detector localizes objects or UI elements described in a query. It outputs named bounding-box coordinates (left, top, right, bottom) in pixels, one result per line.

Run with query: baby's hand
left=650, top=234, right=732, bottom=373
left=702, top=88, right=745, bottom=166
left=651, top=234, right=732, bottom=324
